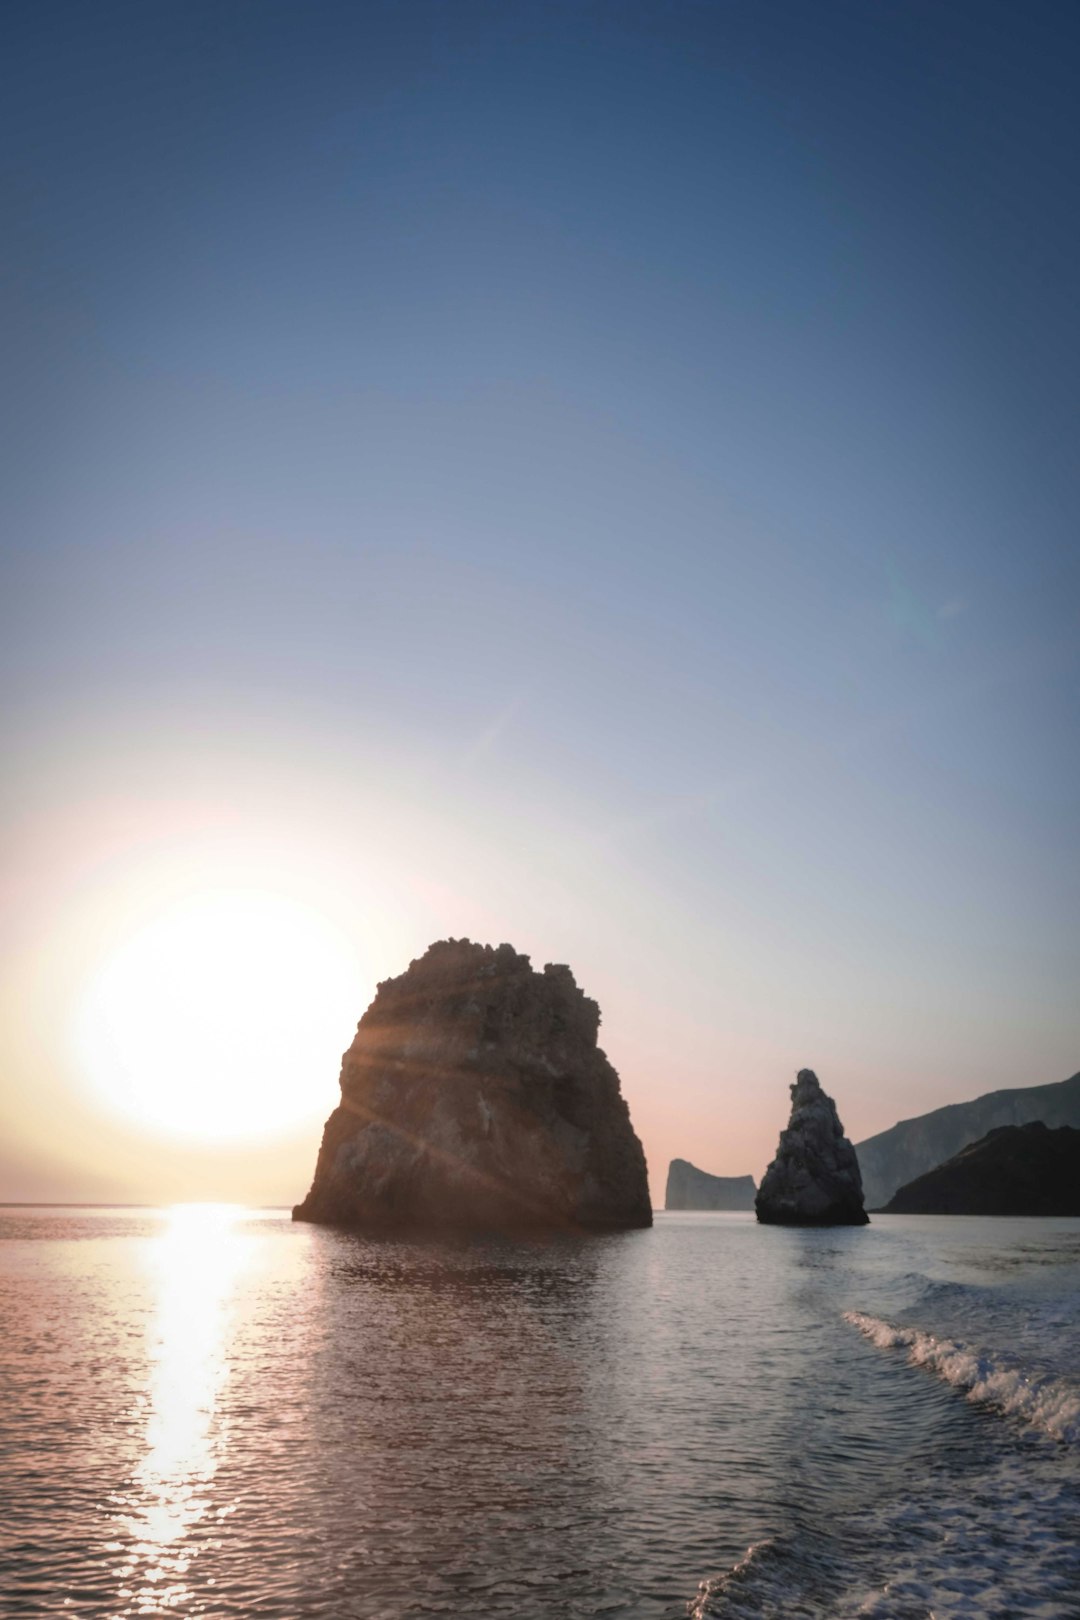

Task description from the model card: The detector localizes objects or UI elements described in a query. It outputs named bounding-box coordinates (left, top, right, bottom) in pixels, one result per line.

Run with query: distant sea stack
left=293, top=939, right=652, bottom=1233
left=855, top=1071, right=1080, bottom=1210
left=878, top=1123, right=1080, bottom=1216
left=665, top=1160, right=756, bottom=1211
left=756, top=1069, right=868, bottom=1226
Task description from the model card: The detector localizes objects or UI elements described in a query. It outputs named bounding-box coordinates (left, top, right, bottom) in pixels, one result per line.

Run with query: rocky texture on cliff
left=293, top=939, right=652, bottom=1233
left=879, top=1122, right=1080, bottom=1216
left=855, top=1071, right=1080, bottom=1209
left=664, top=1160, right=756, bottom=1211
left=756, top=1069, right=868, bottom=1226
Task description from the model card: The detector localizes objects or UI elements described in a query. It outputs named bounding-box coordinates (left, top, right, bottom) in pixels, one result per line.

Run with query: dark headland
left=878, top=1122, right=1080, bottom=1216
left=854, top=1070, right=1080, bottom=1210
left=293, top=939, right=652, bottom=1233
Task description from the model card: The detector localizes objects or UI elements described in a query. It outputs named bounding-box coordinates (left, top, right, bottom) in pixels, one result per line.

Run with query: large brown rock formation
left=293, top=939, right=652, bottom=1233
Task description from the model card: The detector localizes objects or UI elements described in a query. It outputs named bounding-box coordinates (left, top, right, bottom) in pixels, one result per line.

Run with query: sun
left=73, top=890, right=365, bottom=1141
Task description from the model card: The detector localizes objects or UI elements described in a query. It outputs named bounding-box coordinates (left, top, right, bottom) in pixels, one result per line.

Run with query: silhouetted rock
left=664, top=1160, right=756, bottom=1211
left=878, top=1122, right=1080, bottom=1215
left=756, top=1069, right=868, bottom=1226
left=855, top=1071, right=1080, bottom=1209
left=293, top=939, right=652, bottom=1233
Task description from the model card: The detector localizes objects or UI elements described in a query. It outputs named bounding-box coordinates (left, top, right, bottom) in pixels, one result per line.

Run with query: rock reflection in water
left=297, top=1230, right=647, bottom=1614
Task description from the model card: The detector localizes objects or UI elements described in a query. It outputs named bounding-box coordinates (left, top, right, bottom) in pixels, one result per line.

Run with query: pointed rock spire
left=756, top=1069, right=868, bottom=1226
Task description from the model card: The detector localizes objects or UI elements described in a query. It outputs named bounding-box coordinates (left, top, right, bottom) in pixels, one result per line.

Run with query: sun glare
left=74, top=890, right=365, bottom=1140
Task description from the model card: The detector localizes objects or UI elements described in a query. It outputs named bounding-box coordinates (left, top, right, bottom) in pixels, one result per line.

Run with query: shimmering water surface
left=2, top=1208, right=1078, bottom=1618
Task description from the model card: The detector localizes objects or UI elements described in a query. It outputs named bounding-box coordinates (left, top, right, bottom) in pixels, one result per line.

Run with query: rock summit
left=293, top=939, right=652, bottom=1233
left=756, top=1069, right=868, bottom=1226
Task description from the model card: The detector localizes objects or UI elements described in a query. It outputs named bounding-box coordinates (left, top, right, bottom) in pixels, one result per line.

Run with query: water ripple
left=1, top=1208, right=1078, bottom=1617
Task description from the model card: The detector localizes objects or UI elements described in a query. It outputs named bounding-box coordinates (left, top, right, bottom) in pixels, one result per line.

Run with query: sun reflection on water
left=114, top=1204, right=250, bottom=1613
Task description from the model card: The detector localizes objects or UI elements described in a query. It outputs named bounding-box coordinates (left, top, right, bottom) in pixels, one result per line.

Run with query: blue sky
left=2, top=1, right=1077, bottom=1202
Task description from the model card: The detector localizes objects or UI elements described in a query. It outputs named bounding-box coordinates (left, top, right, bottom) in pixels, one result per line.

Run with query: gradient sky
left=2, top=0, right=1078, bottom=1206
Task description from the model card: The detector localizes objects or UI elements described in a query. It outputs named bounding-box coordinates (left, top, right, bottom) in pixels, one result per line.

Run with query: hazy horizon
left=3, top=0, right=1078, bottom=1209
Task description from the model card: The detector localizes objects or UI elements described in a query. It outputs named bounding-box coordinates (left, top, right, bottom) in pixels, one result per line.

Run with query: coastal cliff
left=664, top=1160, right=756, bottom=1211
left=293, top=939, right=652, bottom=1232
left=855, top=1071, right=1080, bottom=1209
left=879, top=1122, right=1080, bottom=1215
left=756, top=1069, right=868, bottom=1226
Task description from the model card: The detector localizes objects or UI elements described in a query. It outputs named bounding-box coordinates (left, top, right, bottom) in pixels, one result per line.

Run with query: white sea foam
left=688, top=1539, right=805, bottom=1620
left=844, top=1309, right=1080, bottom=1444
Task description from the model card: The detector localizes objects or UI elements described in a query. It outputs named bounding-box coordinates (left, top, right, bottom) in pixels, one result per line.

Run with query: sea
left=1, top=1206, right=1078, bottom=1619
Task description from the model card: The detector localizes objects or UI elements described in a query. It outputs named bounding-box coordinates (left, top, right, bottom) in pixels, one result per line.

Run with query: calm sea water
left=1, top=1207, right=1078, bottom=1619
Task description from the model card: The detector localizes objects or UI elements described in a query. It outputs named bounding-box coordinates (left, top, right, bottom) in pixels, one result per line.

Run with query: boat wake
left=688, top=1303, right=1080, bottom=1617
left=844, top=1310, right=1080, bottom=1444
left=689, top=1452, right=1080, bottom=1619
